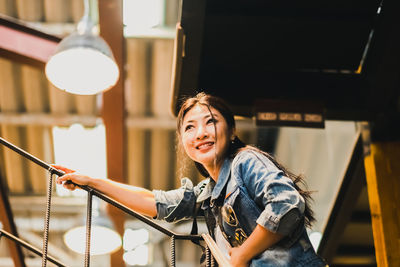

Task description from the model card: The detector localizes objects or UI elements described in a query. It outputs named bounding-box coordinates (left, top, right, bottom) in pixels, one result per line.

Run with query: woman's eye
left=185, top=125, right=194, bottom=131
left=207, top=118, right=217, bottom=124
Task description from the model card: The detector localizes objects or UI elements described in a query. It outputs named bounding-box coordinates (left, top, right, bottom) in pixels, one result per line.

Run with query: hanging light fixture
left=45, top=0, right=119, bottom=95
left=64, top=199, right=122, bottom=255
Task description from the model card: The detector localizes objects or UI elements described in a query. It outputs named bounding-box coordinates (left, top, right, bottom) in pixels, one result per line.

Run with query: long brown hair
left=176, top=92, right=315, bottom=227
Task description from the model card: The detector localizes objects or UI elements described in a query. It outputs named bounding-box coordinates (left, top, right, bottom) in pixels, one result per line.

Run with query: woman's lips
left=196, top=141, right=214, bottom=150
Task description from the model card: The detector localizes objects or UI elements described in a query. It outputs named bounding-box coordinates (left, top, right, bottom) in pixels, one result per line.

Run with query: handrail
left=0, top=137, right=201, bottom=241
left=202, top=234, right=232, bottom=267
left=0, top=229, right=68, bottom=267
left=82, top=185, right=202, bottom=241
left=0, top=136, right=231, bottom=266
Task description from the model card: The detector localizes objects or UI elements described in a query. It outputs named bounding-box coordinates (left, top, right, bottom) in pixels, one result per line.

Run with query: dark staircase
left=318, top=135, right=376, bottom=267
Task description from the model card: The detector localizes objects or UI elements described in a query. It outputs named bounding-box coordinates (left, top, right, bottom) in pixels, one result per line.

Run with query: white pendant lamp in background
left=64, top=199, right=122, bottom=255
left=45, top=0, right=119, bottom=95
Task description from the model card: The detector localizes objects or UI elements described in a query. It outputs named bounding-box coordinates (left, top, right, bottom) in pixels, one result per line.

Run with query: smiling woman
left=54, top=92, right=327, bottom=267
left=179, top=104, right=232, bottom=179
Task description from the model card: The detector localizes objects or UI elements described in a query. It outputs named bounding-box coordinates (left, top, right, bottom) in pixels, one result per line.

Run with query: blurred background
left=0, top=0, right=376, bottom=266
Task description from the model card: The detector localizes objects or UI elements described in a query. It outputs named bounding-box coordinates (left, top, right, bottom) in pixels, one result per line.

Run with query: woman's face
left=180, top=104, right=232, bottom=172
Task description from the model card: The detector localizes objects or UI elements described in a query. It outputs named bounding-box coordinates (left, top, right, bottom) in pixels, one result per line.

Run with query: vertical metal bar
left=84, top=191, right=93, bottom=267
left=41, top=171, right=54, bottom=267
left=205, top=246, right=211, bottom=267
left=170, top=235, right=176, bottom=267
left=202, top=233, right=231, bottom=267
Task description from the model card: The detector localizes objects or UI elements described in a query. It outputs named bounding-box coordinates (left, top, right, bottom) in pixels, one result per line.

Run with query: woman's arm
left=53, top=165, right=157, bottom=218
left=229, top=224, right=283, bottom=267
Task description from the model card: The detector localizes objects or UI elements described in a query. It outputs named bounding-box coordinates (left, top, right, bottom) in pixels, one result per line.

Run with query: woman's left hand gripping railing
left=0, top=136, right=204, bottom=267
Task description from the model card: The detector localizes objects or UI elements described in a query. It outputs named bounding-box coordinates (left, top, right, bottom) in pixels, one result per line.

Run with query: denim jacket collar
left=210, top=157, right=232, bottom=203
left=197, top=157, right=232, bottom=205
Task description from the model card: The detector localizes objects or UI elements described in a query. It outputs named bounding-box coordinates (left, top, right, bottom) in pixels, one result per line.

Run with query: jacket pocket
left=223, top=186, right=261, bottom=239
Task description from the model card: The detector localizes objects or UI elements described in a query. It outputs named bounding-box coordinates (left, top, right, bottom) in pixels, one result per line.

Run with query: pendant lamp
left=45, top=0, right=119, bottom=95
left=63, top=198, right=122, bottom=255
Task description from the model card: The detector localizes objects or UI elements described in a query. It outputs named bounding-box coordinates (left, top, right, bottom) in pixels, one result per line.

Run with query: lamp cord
left=41, top=170, right=54, bottom=267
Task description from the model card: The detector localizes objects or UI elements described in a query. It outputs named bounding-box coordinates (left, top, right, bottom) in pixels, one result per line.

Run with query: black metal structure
left=171, top=0, right=400, bottom=127
left=170, top=0, right=400, bottom=266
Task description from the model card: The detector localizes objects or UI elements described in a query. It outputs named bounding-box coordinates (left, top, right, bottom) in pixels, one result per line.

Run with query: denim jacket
left=154, top=149, right=325, bottom=266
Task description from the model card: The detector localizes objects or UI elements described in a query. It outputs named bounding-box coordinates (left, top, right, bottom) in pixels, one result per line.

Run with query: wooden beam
left=363, top=140, right=400, bottom=266
left=360, top=0, right=400, bottom=260
left=98, top=1, right=125, bottom=266
left=0, top=113, right=99, bottom=127
left=0, top=175, right=26, bottom=267
left=0, top=15, right=60, bottom=68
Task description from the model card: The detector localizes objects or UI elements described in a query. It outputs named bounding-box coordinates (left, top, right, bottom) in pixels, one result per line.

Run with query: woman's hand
left=52, top=165, right=93, bottom=191
left=229, top=246, right=250, bottom=267
left=227, top=224, right=283, bottom=267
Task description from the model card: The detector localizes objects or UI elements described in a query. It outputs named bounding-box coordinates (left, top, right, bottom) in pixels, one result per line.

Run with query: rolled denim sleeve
left=153, top=178, right=206, bottom=223
left=235, top=151, right=305, bottom=235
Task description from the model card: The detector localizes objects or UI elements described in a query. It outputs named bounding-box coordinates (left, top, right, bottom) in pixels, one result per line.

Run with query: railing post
left=205, top=246, right=211, bottom=267
left=41, top=170, right=55, bottom=267
left=84, top=190, right=94, bottom=267
left=202, top=234, right=231, bottom=267
left=170, top=235, right=176, bottom=267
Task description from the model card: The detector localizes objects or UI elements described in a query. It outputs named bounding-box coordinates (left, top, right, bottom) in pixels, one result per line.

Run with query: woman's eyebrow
left=184, top=113, right=219, bottom=124
left=205, top=113, right=219, bottom=119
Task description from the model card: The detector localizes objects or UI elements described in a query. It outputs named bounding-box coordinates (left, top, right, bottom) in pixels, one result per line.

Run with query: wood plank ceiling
left=0, top=0, right=192, bottom=196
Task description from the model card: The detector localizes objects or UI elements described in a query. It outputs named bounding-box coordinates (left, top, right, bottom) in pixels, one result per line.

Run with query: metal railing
left=0, top=228, right=68, bottom=267
left=0, top=136, right=231, bottom=267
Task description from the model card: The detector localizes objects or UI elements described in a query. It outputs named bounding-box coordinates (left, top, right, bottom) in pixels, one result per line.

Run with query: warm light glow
left=123, top=0, right=163, bottom=29
left=123, top=245, right=149, bottom=266
left=123, top=228, right=149, bottom=251
left=53, top=124, right=107, bottom=197
left=45, top=47, right=119, bottom=95
left=64, top=225, right=122, bottom=255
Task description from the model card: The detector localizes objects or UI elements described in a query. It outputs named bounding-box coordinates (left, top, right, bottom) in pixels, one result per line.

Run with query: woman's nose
left=196, top=125, right=208, bottom=140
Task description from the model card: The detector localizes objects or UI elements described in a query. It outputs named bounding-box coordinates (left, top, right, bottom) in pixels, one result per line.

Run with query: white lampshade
left=64, top=225, right=122, bottom=255
left=45, top=32, right=119, bottom=95
left=64, top=213, right=122, bottom=255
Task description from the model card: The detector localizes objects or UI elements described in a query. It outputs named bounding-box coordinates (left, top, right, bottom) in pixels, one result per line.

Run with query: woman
left=55, top=92, right=326, bottom=266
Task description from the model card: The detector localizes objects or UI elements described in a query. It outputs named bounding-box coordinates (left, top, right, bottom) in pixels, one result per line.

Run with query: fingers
left=51, top=164, right=75, bottom=174
left=63, top=182, right=77, bottom=191
left=56, top=173, right=78, bottom=188
left=56, top=174, right=79, bottom=191
left=56, top=173, right=72, bottom=184
left=52, top=165, right=77, bottom=187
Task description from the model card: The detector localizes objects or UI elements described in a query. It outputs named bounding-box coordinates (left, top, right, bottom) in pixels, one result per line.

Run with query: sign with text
left=255, top=99, right=325, bottom=128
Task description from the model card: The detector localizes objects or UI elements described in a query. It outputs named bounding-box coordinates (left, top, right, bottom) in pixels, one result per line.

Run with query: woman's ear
left=231, top=128, right=236, bottom=141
